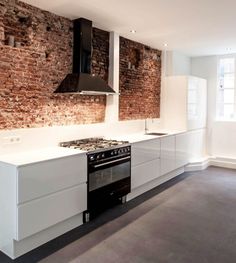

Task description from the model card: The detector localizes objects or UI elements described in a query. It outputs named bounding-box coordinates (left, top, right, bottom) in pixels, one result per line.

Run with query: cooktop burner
left=60, top=137, right=129, bottom=152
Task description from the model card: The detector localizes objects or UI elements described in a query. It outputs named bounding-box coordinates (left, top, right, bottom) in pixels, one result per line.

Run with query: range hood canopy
left=54, top=18, right=116, bottom=95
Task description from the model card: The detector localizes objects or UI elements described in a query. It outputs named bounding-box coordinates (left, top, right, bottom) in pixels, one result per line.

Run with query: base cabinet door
left=187, top=129, right=206, bottom=162
left=131, top=159, right=160, bottom=190
left=16, top=183, right=87, bottom=241
left=17, top=154, right=87, bottom=204
left=131, top=139, right=160, bottom=167
left=160, top=136, right=175, bottom=175
left=176, top=133, right=189, bottom=168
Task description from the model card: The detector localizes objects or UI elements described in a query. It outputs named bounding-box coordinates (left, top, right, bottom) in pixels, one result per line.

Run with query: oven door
left=88, top=156, right=131, bottom=192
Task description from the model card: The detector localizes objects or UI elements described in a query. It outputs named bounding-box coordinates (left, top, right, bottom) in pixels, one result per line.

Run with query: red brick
left=119, top=37, right=161, bottom=120
left=0, top=0, right=108, bottom=130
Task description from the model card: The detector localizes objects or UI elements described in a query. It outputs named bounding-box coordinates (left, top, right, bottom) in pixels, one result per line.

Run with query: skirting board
left=210, top=157, right=236, bottom=170
left=127, top=167, right=185, bottom=201
left=185, top=158, right=210, bottom=172
left=9, top=213, right=83, bottom=259
left=185, top=156, right=236, bottom=172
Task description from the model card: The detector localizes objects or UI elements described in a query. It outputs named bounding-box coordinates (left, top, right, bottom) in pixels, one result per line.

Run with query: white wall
left=166, top=51, right=191, bottom=76
left=0, top=119, right=162, bottom=155
left=211, top=121, right=236, bottom=158
left=191, top=55, right=236, bottom=159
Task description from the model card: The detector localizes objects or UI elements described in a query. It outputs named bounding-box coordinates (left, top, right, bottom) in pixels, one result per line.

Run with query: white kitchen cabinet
left=187, top=129, right=207, bottom=162
left=0, top=152, right=87, bottom=259
left=187, top=77, right=207, bottom=130
left=17, top=154, right=87, bottom=204
left=132, top=159, right=161, bottom=189
left=176, top=133, right=189, bottom=168
left=131, top=139, right=160, bottom=167
left=131, top=138, right=160, bottom=190
left=175, top=129, right=206, bottom=168
left=163, top=75, right=207, bottom=131
left=16, top=154, right=87, bottom=240
left=160, top=135, right=175, bottom=175
left=16, top=183, right=86, bottom=241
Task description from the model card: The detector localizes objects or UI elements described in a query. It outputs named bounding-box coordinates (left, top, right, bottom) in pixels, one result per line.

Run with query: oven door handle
left=93, top=156, right=131, bottom=169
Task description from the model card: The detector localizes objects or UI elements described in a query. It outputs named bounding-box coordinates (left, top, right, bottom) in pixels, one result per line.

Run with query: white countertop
left=105, top=130, right=186, bottom=143
left=0, top=130, right=186, bottom=166
left=0, top=147, right=85, bottom=167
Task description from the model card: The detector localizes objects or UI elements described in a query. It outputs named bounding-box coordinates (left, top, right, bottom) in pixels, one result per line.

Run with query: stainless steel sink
left=144, top=132, right=168, bottom=136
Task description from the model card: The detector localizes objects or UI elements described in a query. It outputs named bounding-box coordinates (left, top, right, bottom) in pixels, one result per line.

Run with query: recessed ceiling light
left=164, top=43, right=168, bottom=47
left=130, top=30, right=136, bottom=34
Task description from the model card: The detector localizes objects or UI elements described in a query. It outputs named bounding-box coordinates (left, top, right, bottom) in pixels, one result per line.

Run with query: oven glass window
left=89, top=161, right=130, bottom=192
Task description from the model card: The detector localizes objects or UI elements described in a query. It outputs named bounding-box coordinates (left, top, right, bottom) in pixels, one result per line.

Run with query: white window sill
left=215, top=118, right=236, bottom=123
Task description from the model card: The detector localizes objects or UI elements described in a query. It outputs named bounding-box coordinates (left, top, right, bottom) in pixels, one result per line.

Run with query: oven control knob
left=114, top=150, right=118, bottom=155
left=102, top=153, right=105, bottom=158
left=96, top=154, right=100, bottom=160
left=111, top=151, right=114, bottom=156
left=89, top=155, right=95, bottom=161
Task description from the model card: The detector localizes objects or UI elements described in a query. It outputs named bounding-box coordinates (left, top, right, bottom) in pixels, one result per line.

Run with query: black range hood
left=54, top=18, right=116, bottom=95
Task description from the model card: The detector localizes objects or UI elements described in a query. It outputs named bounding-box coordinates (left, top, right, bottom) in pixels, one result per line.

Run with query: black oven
left=83, top=145, right=131, bottom=222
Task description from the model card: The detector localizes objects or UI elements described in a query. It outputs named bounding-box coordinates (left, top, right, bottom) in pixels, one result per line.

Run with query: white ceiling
left=21, top=0, right=236, bottom=57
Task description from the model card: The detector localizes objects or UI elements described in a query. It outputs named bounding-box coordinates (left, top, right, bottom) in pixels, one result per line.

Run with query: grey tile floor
left=1, top=167, right=236, bottom=263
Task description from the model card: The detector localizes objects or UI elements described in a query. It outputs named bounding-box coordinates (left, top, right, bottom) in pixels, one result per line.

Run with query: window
left=217, top=57, right=236, bottom=119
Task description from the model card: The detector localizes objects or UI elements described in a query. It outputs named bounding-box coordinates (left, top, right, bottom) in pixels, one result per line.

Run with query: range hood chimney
left=54, top=18, right=116, bottom=95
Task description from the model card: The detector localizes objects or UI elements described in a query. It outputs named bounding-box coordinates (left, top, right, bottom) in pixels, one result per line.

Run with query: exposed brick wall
left=0, top=0, right=109, bottom=130
left=92, top=28, right=109, bottom=82
left=119, top=37, right=161, bottom=120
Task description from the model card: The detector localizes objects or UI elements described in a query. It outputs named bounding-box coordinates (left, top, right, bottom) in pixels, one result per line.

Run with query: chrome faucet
left=144, top=119, right=149, bottom=134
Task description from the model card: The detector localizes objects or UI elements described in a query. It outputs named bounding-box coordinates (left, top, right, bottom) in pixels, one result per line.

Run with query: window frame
left=216, top=55, right=236, bottom=120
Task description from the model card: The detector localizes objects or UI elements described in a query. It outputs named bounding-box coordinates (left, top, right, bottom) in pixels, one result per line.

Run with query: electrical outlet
left=3, top=136, right=21, bottom=145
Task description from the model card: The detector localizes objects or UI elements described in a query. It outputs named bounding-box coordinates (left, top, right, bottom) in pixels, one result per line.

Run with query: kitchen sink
left=144, top=132, right=168, bottom=136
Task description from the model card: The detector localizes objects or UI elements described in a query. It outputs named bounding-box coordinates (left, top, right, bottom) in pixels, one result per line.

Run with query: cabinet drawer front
left=17, top=154, right=87, bottom=204
left=176, top=133, right=189, bottom=168
left=131, top=159, right=160, bottom=190
left=161, top=136, right=176, bottom=175
left=131, top=139, right=160, bottom=167
left=16, top=183, right=87, bottom=241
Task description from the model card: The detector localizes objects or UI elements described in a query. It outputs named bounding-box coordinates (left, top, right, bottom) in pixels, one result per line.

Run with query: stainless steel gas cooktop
left=59, top=137, right=129, bottom=152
